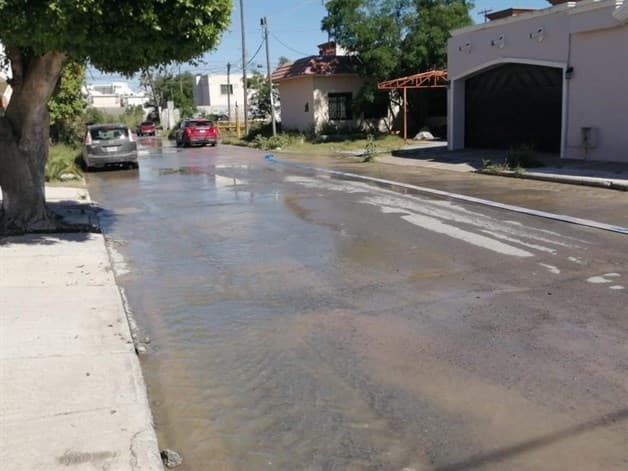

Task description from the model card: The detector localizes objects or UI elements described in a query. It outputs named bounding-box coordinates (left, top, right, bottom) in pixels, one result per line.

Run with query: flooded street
left=86, top=140, right=628, bottom=470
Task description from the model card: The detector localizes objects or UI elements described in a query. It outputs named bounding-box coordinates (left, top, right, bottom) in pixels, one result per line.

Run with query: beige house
left=272, top=42, right=363, bottom=133
left=447, top=0, right=628, bottom=162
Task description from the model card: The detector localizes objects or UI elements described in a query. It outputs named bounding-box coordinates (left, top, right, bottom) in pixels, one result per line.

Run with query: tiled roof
left=272, top=55, right=359, bottom=82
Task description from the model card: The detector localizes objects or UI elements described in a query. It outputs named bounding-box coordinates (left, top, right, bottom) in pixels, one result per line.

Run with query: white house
left=193, top=73, right=246, bottom=119
left=272, top=41, right=364, bottom=133
left=85, top=82, right=148, bottom=110
left=447, top=0, right=628, bottom=162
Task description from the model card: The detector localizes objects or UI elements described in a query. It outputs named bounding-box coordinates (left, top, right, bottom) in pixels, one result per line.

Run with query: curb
left=265, top=154, right=628, bottom=235
left=477, top=169, right=628, bottom=191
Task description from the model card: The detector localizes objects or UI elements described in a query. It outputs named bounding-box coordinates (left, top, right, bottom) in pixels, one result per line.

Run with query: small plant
left=46, top=144, right=83, bottom=182
left=363, top=133, right=377, bottom=162
left=506, top=144, right=543, bottom=169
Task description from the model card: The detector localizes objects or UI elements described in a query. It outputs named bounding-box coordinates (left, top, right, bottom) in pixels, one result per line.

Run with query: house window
left=328, top=92, right=352, bottom=120
left=220, top=84, right=233, bottom=95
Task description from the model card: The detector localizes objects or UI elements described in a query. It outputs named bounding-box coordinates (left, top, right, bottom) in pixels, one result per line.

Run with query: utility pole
left=479, top=8, right=493, bottom=23
left=227, top=62, right=232, bottom=120
left=261, top=17, right=277, bottom=136
left=240, top=0, right=249, bottom=134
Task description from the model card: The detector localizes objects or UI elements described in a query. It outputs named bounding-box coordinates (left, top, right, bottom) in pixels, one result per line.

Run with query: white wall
left=447, top=0, right=628, bottom=162
left=566, top=24, right=628, bottom=161
left=90, top=95, right=120, bottom=108
left=194, top=74, right=246, bottom=119
left=277, top=77, right=315, bottom=132
left=313, top=75, right=364, bottom=132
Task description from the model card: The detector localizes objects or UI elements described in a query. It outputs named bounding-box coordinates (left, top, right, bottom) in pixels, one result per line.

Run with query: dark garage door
left=465, top=63, right=562, bottom=152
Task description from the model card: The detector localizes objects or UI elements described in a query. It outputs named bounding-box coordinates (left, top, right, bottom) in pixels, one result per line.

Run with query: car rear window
left=141, top=121, right=154, bottom=126
left=187, top=120, right=212, bottom=127
left=90, top=126, right=129, bottom=141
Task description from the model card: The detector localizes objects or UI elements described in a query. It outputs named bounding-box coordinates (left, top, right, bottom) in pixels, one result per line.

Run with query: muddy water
left=86, top=142, right=628, bottom=470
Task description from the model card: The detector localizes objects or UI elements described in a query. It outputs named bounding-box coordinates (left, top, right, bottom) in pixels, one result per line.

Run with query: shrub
left=46, top=144, right=83, bottom=182
left=506, top=145, right=544, bottom=169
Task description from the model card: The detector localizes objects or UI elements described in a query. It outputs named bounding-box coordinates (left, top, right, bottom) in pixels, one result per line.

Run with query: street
left=86, top=140, right=628, bottom=471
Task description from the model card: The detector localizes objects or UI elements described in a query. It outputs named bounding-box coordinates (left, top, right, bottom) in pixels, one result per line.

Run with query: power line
left=246, top=39, right=265, bottom=67
left=269, top=32, right=312, bottom=57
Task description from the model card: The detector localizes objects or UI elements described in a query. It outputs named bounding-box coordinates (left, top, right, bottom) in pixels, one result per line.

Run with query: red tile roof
left=272, top=55, right=359, bottom=82
left=486, top=8, right=537, bottom=21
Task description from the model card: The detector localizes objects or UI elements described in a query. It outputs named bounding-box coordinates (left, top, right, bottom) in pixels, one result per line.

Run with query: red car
left=175, top=118, right=218, bottom=147
left=136, top=121, right=156, bottom=136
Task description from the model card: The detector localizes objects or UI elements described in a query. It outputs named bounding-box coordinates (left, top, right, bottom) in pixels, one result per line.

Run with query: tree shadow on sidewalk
left=0, top=200, right=112, bottom=243
left=391, top=145, right=507, bottom=171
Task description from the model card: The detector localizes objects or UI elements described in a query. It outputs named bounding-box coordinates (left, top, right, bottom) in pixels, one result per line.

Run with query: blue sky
left=88, top=0, right=552, bottom=87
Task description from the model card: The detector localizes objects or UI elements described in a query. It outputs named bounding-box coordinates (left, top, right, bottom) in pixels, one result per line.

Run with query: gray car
left=82, top=124, right=138, bottom=170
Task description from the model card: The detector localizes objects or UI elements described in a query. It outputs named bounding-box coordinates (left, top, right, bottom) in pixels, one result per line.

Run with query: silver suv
left=82, top=124, right=138, bottom=170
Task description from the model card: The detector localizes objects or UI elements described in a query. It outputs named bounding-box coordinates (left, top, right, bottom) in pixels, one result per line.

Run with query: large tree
left=0, top=0, right=231, bottom=234
left=322, top=0, right=472, bottom=116
left=152, top=71, right=196, bottom=118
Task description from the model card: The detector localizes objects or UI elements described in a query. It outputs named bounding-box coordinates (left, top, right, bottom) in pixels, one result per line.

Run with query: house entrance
left=464, top=63, right=562, bottom=152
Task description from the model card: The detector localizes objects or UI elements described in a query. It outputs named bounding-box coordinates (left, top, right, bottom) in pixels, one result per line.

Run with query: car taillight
left=186, top=127, right=194, bottom=135
left=84, top=133, right=92, bottom=145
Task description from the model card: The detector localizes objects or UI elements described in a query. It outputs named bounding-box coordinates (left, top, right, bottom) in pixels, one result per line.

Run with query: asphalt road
left=86, top=141, right=628, bottom=471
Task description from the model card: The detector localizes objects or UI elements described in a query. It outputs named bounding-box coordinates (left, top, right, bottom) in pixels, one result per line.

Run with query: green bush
left=251, top=134, right=283, bottom=150
left=84, top=107, right=107, bottom=124
left=506, top=145, right=544, bottom=169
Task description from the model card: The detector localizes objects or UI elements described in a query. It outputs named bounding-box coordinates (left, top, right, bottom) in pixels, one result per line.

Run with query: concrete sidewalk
left=380, top=143, right=628, bottom=190
left=0, top=188, right=163, bottom=470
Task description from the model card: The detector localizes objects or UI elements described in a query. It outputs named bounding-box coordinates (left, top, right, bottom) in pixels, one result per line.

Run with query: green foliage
left=322, top=0, right=473, bottom=120
left=83, top=105, right=145, bottom=129
left=46, top=144, right=82, bottom=182
left=119, top=106, right=146, bottom=129
left=48, top=61, right=87, bottom=145
left=84, top=107, right=107, bottom=124
left=0, top=1, right=232, bottom=75
left=506, top=144, right=544, bottom=169
left=248, top=72, right=278, bottom=119
left=482, top=145, right=544, bottom=174
left=151, top=71, right=196, bottom=117
left=323, top=0, right=473, bottom=81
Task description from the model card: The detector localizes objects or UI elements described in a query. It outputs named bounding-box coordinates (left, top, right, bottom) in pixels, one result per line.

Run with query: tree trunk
left=0, top=49, right=66, bottom=234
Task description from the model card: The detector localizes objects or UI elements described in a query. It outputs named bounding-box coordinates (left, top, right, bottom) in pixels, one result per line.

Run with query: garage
left=464, top=63, right=563, bottom=153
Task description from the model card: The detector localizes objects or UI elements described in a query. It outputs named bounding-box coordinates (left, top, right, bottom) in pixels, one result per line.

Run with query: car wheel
left=212, top=142, right=217, bottom=147
left=182, top=137, right=189, bottom=148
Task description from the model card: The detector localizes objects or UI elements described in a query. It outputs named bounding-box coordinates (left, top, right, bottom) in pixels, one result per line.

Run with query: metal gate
left=465, top=63, right=562, bottom=152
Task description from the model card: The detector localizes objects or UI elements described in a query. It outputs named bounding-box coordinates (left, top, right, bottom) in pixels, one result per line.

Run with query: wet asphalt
left=86, top=139, right=628, bottom=471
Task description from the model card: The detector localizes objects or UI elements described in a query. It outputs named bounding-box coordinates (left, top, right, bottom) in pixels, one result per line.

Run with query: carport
left=378, top=70, right=448, bottom=143
left=464, top=63, right=563, bottom=152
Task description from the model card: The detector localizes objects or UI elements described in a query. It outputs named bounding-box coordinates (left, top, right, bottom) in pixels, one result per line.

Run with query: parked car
left=136, top=120, right=156, bottom=136
left=174, top=118, right=219, bottom=147
left=207, top=113, right=230, bottom=122
left=82, top=123, right=138, bottom=170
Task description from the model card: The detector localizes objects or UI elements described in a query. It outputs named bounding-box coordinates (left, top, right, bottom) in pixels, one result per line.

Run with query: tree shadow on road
left=435, top=408, right=628, bottom=470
